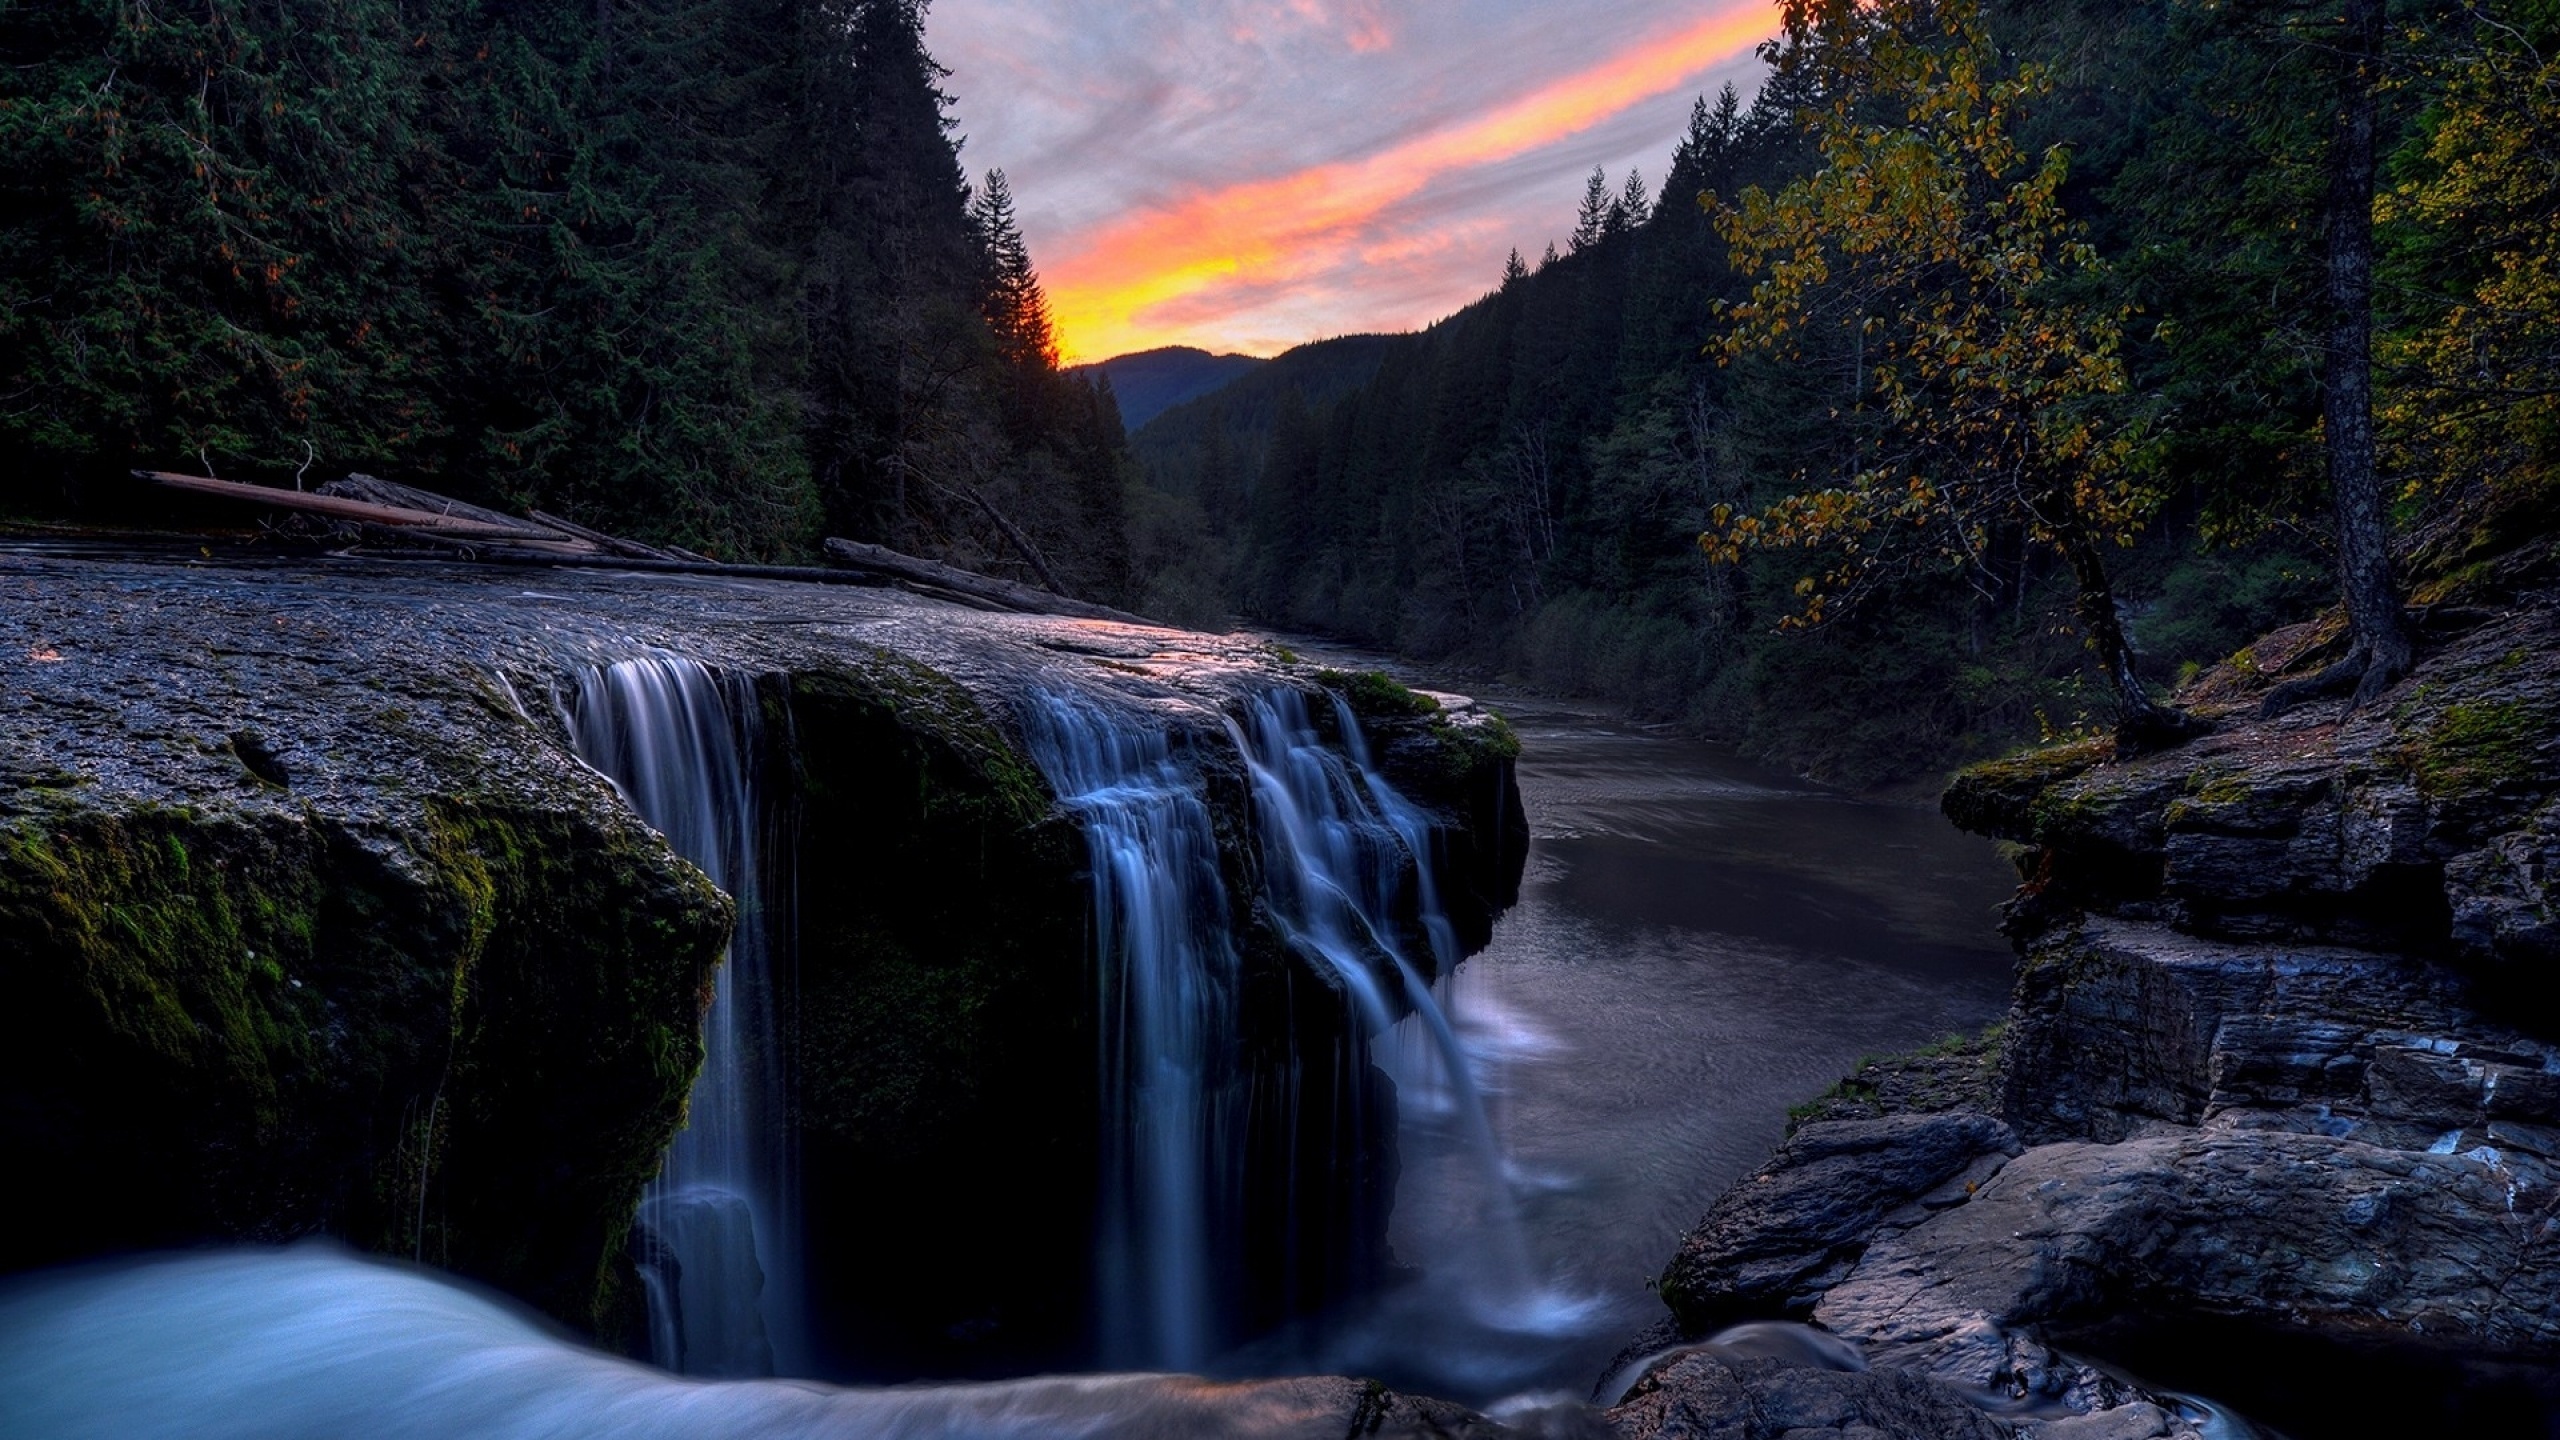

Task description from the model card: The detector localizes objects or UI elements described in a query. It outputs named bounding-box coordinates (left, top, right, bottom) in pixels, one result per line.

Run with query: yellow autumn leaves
left=1697, top=0, right=2142, bottom=630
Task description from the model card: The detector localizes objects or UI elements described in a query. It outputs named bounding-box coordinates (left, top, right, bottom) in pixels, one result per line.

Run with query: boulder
left=1658, top=1114, right=2020, bottom=1332
left=1813, top=1129, right=2560, bottom=1384
left=0, top=549, right=1528, bottom=1366
left=1608, top=1351, right=2021, bottom=1440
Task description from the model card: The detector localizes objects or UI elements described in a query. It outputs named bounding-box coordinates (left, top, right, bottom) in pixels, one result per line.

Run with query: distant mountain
left=1076, top=347, right=1266, bottom=431
left=1129, top=333, right=1398, bottom=455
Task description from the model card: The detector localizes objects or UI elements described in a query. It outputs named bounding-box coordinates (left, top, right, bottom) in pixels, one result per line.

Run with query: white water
left=1020, top=686, right=1546, bottom=1372
left=1019, top=691, right=1242, bottom=1370
left=1230, top=691, right=1570, bottom=1333
left=568, top=654, right=798, bottom=1377
left=0, top=1247, right=1493, bottom=1440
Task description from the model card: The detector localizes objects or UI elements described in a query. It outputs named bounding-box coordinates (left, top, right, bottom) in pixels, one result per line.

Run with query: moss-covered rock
left=1785, top=1026, right=2006, bottom=1133
left=1941, top=588, right=2560, bottom=960
left=0, top=549, right=1528, bottom=1371
left=0, top=794, right=726, bottom=1347
left=779, top=658, right=1096, bottom=1371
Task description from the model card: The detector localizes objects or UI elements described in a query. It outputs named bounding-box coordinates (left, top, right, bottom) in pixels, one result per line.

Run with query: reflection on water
left=1259, top=694, right=2019, bottom=1403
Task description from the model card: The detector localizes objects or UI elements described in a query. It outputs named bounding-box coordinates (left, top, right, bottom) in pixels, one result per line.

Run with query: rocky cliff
left=1631, top=522, right=2560, bottom=1436
left=0, top=542, right=1525, bottom=1366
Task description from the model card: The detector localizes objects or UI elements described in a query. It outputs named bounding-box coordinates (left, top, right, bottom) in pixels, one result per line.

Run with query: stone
left=0, top=549, right=1528, bottom=1362
left=1997, top=919, right=2553, bottom=1148
left=1810, top=1128, right=2560, bottom=1380
left=1609, top=1352, right=2017, bottom=1440
left=2022, top=1402, right=2176, bottom=1440
left=1658, top=1114, right=2021, bottom=1333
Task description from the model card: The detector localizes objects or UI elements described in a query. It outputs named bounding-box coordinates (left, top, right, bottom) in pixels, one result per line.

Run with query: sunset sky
left=927, top=1, right=1779, bottom=363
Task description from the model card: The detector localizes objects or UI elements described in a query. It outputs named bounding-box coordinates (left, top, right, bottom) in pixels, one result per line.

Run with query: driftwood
left=137, top=471, right=595, bottom=547
left=135, top=469, right=1153, bottom=615
left=823, top=537, right=1151, bottom=624
left=526, top=509, right=685, bottom=562
left=345, top=523, right=596, bottom=558
left=323, top=474, right=560, bottom=537
left=339, top=541, right=896, bottom=586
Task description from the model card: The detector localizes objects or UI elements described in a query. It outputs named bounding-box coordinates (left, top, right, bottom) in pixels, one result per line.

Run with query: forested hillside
left=0, top=0, right=1129, bottom=591
left=1074, top=348, right=1265, bottom=432
left=1129, top=0, right=2558, bottom=785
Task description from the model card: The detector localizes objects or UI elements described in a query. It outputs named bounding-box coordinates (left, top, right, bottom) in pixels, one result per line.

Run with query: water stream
left=1228, top=691, right=1560, bottom=1330
left=1019, top=691, right=1245, bottom=1370
left=566, top=654, right=800, bottom=1377
left=1257, top=689, right=2019, bottom=1403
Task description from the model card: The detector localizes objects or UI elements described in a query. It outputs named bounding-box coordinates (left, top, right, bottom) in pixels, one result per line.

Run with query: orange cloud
left=1045, top=1, right=1774, bottom=361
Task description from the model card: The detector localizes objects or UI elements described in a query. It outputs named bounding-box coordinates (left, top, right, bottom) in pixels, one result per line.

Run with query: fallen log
left=345, top=523, right=596, bottom=558
left=337, top=542, right=895, bottom=587
left=525, top=509, right=685, bottom=563
left=323, top=475, right=557, bottom=537
left=135, top=471, right=595, bottom=548
left=324, top=476, right=685, bottom=562
left=822, top=537, right=1153, bottom=625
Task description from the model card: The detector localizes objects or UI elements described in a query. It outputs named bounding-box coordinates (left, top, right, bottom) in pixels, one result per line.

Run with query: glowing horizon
left=931, top=1, right=1778, bottom=364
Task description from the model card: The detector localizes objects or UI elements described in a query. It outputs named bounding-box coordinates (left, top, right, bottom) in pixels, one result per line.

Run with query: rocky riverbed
left=1613, top=531, right=2560, bottom=1436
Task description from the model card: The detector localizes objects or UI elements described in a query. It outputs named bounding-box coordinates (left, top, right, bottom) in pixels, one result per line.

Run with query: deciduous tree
left=1700, top=0, right=2197, bottom=741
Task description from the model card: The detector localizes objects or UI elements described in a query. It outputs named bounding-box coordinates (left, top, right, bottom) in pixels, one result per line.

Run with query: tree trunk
left=2057, top=517, right=2201, bottom=747
left=2320, top=0, right=2410, bottom=704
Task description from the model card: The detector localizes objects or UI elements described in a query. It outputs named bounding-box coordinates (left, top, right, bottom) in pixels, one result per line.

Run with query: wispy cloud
left=931, top=0, right=1775, bottom=361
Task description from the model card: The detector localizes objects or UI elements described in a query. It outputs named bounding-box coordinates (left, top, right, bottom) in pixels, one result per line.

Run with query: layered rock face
left=1639, top=570, right=2560, bottom=1434
left=0, top=546, right=1525, bottom=1367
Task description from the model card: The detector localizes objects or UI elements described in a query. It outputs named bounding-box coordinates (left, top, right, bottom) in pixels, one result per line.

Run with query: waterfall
left=1230, top=691, right=1537, bottom=1316
left=566, top=655, right=797, bottom=1377
left=1019, top=692, right=1242, bottom=1370
left=1023, top=683, right=1527, bottom=1370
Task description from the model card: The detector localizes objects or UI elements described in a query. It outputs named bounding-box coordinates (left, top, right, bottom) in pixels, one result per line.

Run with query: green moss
left=2023, top=774, right=2139, bottom=846
left=2183, top=770, right=2253, bottom=806
left=1432, top=709, right=1521, bottom=768
left=1785, top=1023, right=2007, bottom=1131
left=793, top=652, right=1049, bottom=827
left=1315, top=668, right=1441, bottom=719
left=1943, top=735, right=2113, bottom=840
left=0, top=810, right=328, bottom=1121
left=0, top=791, right=728, bottom=1350
left=2161, top=767, right=2253, bottom=827
left=2409, top=700, right=2547, bottom=797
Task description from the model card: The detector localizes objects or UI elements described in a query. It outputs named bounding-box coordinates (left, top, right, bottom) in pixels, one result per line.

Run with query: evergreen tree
left=972, top=169, right=1058, bottom=372
left=1, top=0, right=1129, bottom=579
left=1616, top=169, right=1652, bottom=233
left=1571, top=167, right=1613, bottom=252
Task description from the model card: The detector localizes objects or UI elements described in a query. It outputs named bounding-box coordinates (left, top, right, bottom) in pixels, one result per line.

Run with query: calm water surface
left=1246, top=691, right=2020, bottom=1403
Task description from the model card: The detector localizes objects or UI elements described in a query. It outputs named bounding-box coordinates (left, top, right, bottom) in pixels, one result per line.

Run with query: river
left=1238, top=686, right=2022, bottom=1404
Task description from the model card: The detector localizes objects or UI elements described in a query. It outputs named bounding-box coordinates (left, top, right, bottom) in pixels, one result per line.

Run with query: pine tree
left=1616, top=169, right=1652, bottom=232
left=972, top=169, right=1058, bottom=372
left=1571, top=166, right=1613, bottom=252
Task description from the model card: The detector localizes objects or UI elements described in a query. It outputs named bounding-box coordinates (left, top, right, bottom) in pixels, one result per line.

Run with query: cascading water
left=1229, top=690, right=1541, bottom=1318
left=566, top=654, right=798, bottom=1377
left=1019, top=691, right=1243, bottom=1370
left=1022, top=683, right=1547, bottom=1370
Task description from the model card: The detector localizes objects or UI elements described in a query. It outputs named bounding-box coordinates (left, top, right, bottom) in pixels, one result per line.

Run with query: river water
left=1246, top=690, right=2021, bottom=1404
